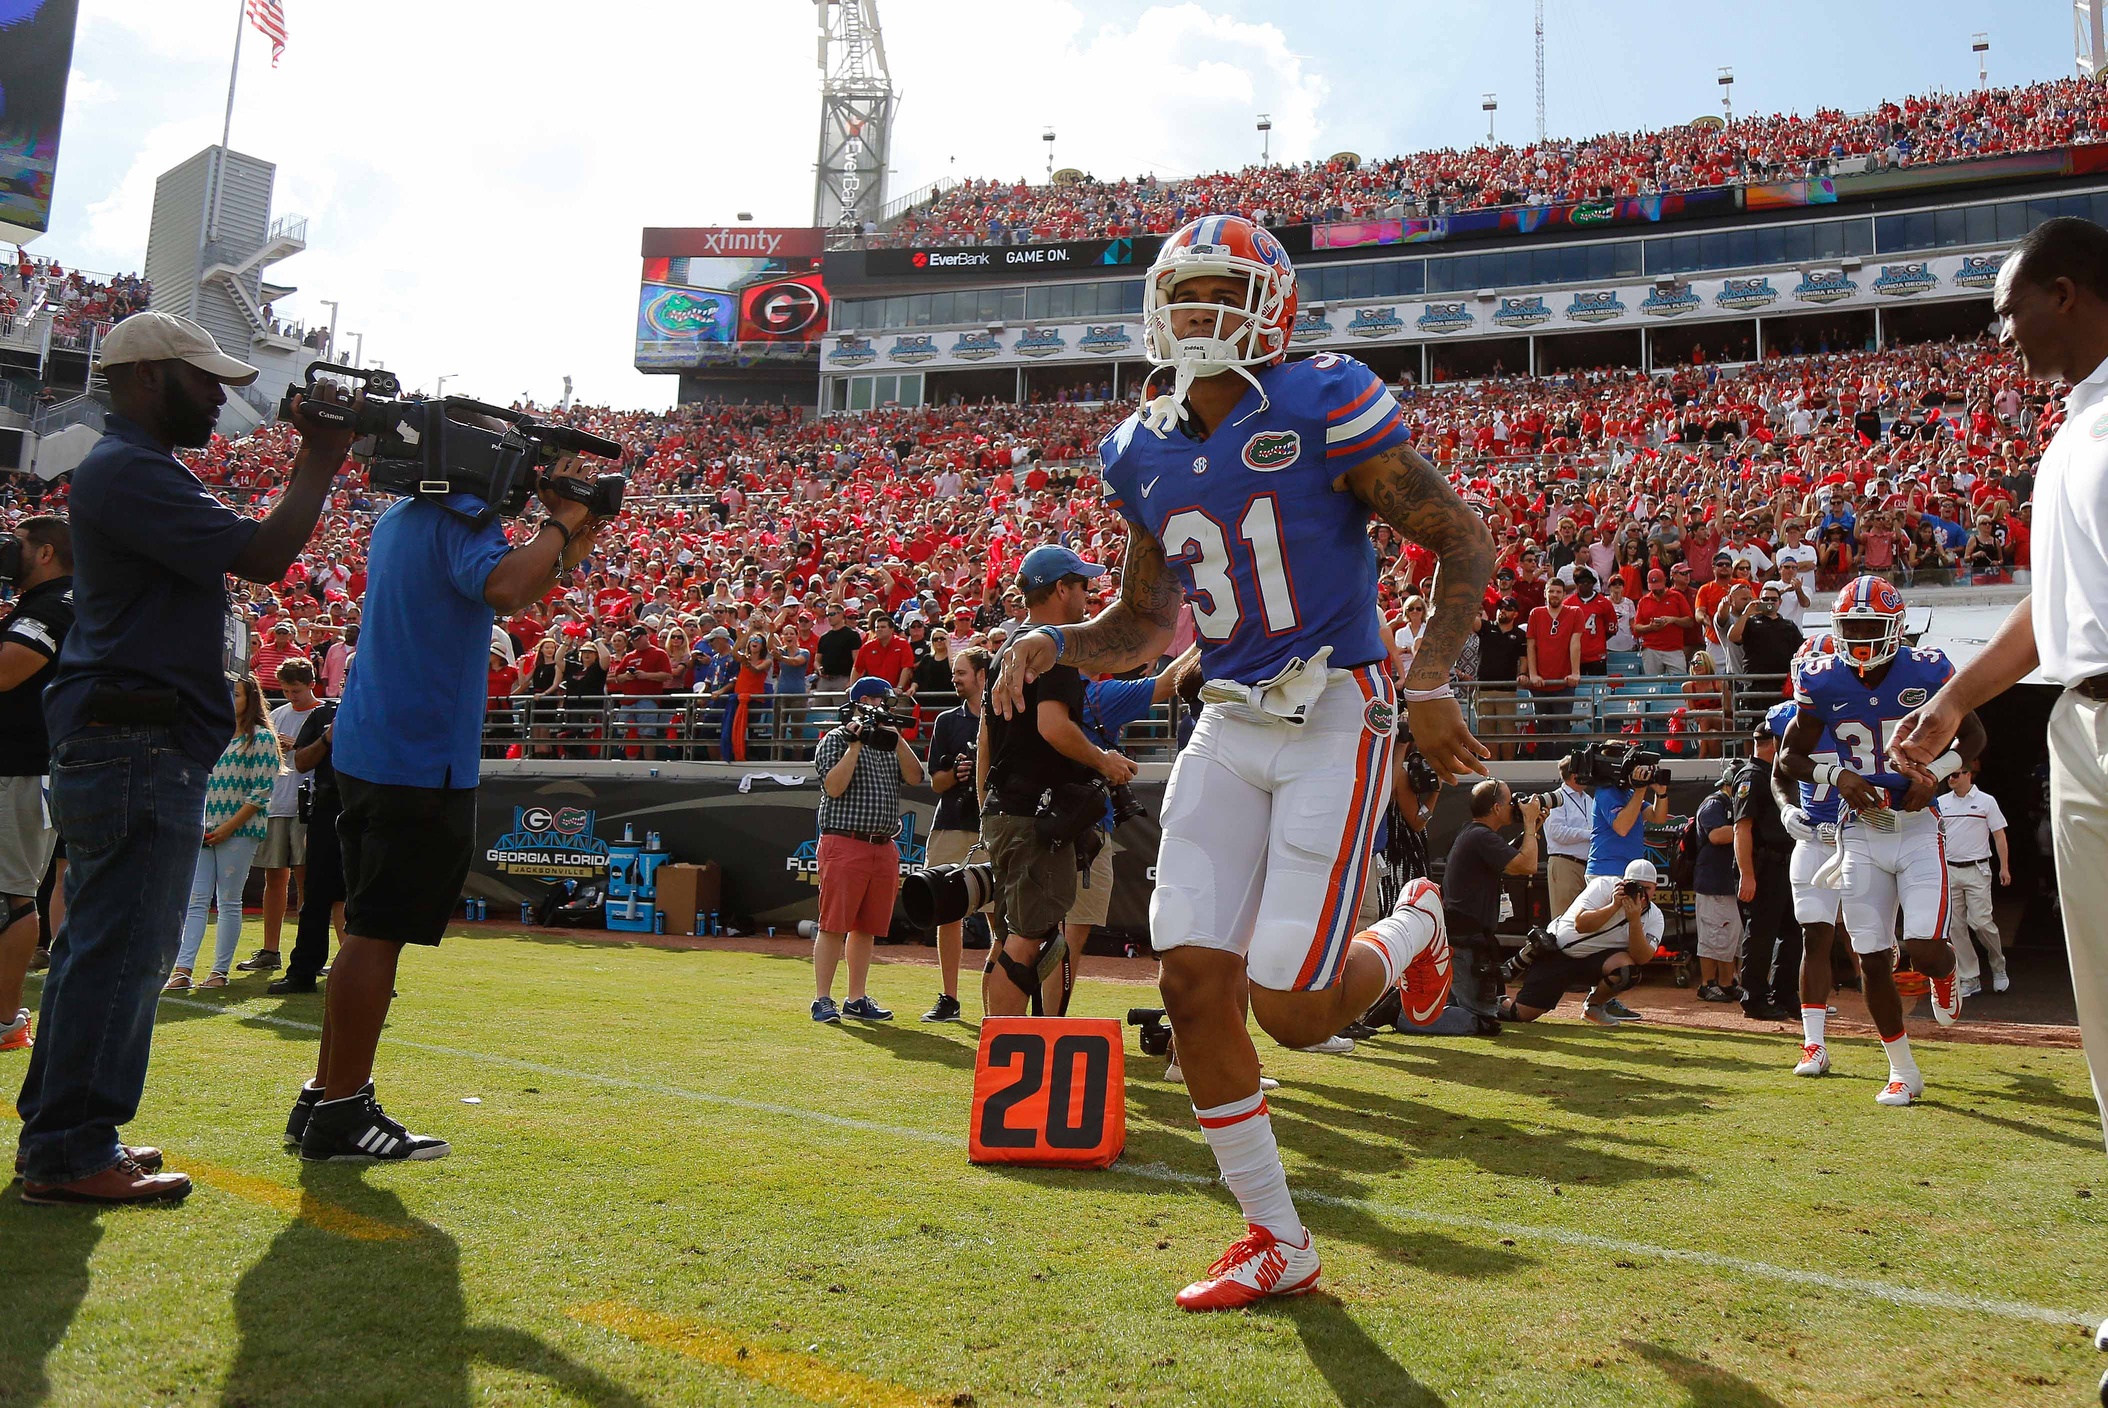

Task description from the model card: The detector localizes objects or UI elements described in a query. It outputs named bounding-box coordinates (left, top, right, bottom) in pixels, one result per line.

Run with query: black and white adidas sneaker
left=284, top=1080, right=373, bottom=1148
left=299, top=1091, right=450, bottom=1162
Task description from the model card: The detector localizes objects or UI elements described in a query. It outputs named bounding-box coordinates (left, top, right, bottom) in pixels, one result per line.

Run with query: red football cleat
left=1395, top=880, right=1452, bottom=1027
left=1174, top=1224, right=1321, bottom=1312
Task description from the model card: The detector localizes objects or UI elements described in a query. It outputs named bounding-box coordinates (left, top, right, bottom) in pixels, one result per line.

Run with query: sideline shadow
left=833, top=1020, right=980, bottom=1072
left=1625, top=1339, right=1789, bottom=1408
left=222, top=1166, right=648, bottom=1408
left=1268, top=1293, right=1450, bottom=1407
left=0, top=1198, right=103, bottom=1405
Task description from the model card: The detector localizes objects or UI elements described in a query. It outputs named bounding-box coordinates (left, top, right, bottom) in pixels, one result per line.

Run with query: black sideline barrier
left=469, top=768, right=1728, bottom=950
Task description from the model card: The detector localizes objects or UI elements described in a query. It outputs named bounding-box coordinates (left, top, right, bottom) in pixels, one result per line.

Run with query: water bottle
left=622, top=822, right=635, bottom=843
left=519, top=901, right=534, bottom=924
left=652, top=909, right=665, bottom=935
left=695, top=912, right=707, bottom=936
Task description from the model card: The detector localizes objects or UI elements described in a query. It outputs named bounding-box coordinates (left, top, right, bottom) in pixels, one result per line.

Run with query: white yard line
left=157, top=993, right=2103, bottom=1329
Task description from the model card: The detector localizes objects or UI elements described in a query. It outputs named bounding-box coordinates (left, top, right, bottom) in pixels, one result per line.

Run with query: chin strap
left=1138, top=361, right=1271, bottom=439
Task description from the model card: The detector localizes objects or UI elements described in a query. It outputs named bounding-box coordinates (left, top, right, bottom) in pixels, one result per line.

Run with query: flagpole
left=207, top=0, right=245, bottom=243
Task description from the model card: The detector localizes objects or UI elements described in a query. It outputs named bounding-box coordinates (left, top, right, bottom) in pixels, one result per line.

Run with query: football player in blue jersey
left=1779, top=577, right=1984, bottom=1106
left=991, top=214, right=1494, bottom=1310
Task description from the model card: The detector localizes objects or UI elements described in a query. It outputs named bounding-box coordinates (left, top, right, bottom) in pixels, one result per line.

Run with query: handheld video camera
left=838, top=692, right=915, bottom=751
left=1570, top=740, right=1670, bottom=789
left=278, top=363, right=626, bottom=527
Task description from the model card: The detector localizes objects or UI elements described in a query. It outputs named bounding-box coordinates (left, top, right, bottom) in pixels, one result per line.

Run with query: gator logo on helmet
left=1242, top=431, right=1301, bottom=472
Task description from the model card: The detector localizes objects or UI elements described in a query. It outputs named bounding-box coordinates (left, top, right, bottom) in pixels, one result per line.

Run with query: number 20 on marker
left=968, top=1018, right=1126, bottom=1169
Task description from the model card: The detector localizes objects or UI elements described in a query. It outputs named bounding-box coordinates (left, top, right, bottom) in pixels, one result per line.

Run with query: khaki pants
left=1547, top=855, right=1587, bottom=921
left=1945, top=861, right=2004, bottom=985
left=2049, top=690, right=2108, bottom=1150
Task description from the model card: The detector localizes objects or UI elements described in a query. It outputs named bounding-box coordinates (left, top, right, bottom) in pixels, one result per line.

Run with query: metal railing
left=477, top=673, right=1795, bottom=766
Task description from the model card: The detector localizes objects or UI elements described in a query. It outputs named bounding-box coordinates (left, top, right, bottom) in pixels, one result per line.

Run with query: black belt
left=821, top=828, right=897, bottom=845
left=2075, top=673, right=2108, bottom=702
left=1948, top=856, right=1990, bottom=867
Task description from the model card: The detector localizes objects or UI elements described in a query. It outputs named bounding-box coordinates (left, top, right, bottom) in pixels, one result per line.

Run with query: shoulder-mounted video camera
left=1569, top=740, right=1670, bottom=789
left=278, top=362, right=626, bottom=528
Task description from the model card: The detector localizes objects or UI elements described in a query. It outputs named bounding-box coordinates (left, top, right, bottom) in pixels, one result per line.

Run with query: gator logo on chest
left=1241, top=430, right=1301, bottom=472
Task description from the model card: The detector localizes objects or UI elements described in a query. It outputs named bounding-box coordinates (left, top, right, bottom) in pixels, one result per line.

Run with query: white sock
left=1884, top=1032, right=1921, bottom=1087
left=1195, top=1090, right=1305, bottom=1245
left=1350, top=910, right=1432, bottom=990
left=1801, top=1005, right=1827, bottom=1048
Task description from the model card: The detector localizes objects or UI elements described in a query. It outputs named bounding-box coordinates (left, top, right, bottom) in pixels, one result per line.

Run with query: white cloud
left=42, top=1, right=1329, bottom=410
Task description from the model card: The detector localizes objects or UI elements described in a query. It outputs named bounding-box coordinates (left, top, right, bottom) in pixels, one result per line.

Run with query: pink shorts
left=817, top=833, right=900, bottom=936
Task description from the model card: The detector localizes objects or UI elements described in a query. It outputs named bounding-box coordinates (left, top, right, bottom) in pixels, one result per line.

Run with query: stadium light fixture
left=436, top=373, right=459, bottom=398
left=1043, top=126, right=1056, bottom=181
left=1972, top=32, right=1989, bottom=88
left=1257, top=113, right=1272, bottom=166
left=1481, top=93, right=1497, bottom=143
left=1717, top=67, right=1734, bottom=124
left=319, top=298, right=339, bottom=361
left=346, top=332, right=363, bottom=367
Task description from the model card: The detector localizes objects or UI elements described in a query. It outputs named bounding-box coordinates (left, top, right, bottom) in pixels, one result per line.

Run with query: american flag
left=246, top=0, right=286, bottom=67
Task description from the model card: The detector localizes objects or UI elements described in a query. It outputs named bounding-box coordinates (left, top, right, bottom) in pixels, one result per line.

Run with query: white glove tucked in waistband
left=1197, top=647, right=1336, bottom=728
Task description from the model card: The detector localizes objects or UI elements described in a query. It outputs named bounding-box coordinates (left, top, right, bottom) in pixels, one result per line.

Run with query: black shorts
left=337, top=773, right=476, bottom=946
left=1513, top=947, right=1618, bottom=1012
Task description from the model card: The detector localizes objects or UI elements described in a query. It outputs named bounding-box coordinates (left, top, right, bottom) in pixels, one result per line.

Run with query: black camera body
left=1570, top=740, right=1670, bottom=789
left=1127, top=1007, right=1173, bottom=1057
left=838, top=695, right=913, bottom=751
left=1401, top=748, right=1440, bottom=797
left=1107, top=779, right=1147, bottom=830
left=278, top=362, right=626, bottom=527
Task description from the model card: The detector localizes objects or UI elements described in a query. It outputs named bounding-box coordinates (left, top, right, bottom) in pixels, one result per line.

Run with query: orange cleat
left=1394, top=880, right=1452, bottom=1027
left=1174, top=1224, right=1321, bottom=1312
left=0, top=1009, right=29, bottom=1053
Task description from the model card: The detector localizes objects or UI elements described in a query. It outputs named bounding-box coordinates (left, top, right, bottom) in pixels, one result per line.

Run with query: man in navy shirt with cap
left=17, top=312, right=355, bottom=1207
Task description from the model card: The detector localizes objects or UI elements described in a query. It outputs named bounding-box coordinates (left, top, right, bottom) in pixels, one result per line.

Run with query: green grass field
left=8, top=926, right=2108, bottom=1408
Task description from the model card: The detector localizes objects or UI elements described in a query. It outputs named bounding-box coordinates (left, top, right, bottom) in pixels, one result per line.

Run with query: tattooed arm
left=988, top=523, right=1183, bottom=717
left=1338, top=443, right=1495, bottom=778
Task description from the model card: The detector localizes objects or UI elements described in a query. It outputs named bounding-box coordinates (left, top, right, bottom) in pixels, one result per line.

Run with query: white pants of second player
left=1943, top=859, right=2005, bottom=986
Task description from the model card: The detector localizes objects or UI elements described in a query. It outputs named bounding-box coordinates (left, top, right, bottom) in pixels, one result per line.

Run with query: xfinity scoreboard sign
left=858, top=236, right=1158, bottom=280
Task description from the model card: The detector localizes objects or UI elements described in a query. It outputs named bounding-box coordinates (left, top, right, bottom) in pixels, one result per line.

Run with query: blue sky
left=35, top=2, right=2058, bottom=408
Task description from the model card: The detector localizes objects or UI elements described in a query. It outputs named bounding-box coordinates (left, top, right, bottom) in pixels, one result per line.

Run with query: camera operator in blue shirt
left=282, top=439, right=606, bottom=1165
left=1586, top=751, right=1671, bottom=879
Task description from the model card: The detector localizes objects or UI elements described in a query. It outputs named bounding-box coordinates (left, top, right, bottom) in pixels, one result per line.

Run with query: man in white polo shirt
left=1891, top=217, right=2108, bottom=1396
left=1935, top=764, right=2010, bottom=997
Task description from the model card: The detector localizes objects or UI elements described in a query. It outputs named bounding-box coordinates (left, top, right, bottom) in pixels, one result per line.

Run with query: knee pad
left=1601, top=962, right=1642, bottom=994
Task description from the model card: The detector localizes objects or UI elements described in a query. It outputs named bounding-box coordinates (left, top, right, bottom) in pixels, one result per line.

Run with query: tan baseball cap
left=96, top=311, right=259, bottom=386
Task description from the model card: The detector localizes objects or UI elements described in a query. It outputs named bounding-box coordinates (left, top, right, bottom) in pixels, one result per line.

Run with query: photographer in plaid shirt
left=809, top=676, right=925, bottom=1024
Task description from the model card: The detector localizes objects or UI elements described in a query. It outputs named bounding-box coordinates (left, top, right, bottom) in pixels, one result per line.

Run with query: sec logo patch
left=1242, top=430, right=1301, bottom=471
left=1364, top=698, right=1396, bottom=735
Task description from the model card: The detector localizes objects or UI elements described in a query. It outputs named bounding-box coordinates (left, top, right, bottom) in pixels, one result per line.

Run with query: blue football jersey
left=1100, top=353, right=1409, bottom=684
left=1766, top=696, right=1841, bottom=824
left=1792, top=645, right=1954, bottom=807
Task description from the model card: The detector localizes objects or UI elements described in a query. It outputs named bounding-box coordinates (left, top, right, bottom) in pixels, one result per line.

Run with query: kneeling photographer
left=1441, top=780, right=1545, bottom=1033
left=281, top=368, right=615, bottom=1163
left=1498, top=859, right=1664, bottom=1028
left=977, top=546, right=1136, bottom=1017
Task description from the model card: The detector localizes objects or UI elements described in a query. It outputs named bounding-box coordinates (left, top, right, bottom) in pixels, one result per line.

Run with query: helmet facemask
left=1140, top=253, right=1293, bottom=429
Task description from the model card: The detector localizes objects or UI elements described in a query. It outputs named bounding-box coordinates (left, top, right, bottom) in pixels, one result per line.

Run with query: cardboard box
left=653, top=862, right=723, bottom=936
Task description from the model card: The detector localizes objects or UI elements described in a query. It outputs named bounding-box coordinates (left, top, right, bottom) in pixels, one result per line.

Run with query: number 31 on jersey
left=1161, top=496, right=1299, bottom=641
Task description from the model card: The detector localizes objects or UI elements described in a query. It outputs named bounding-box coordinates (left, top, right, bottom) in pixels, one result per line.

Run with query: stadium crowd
left=861, top=78, right=2108, bottom=246
left=5, top=250, right=152, bottom=348
left=0, top=330, right=2049, bottom=763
